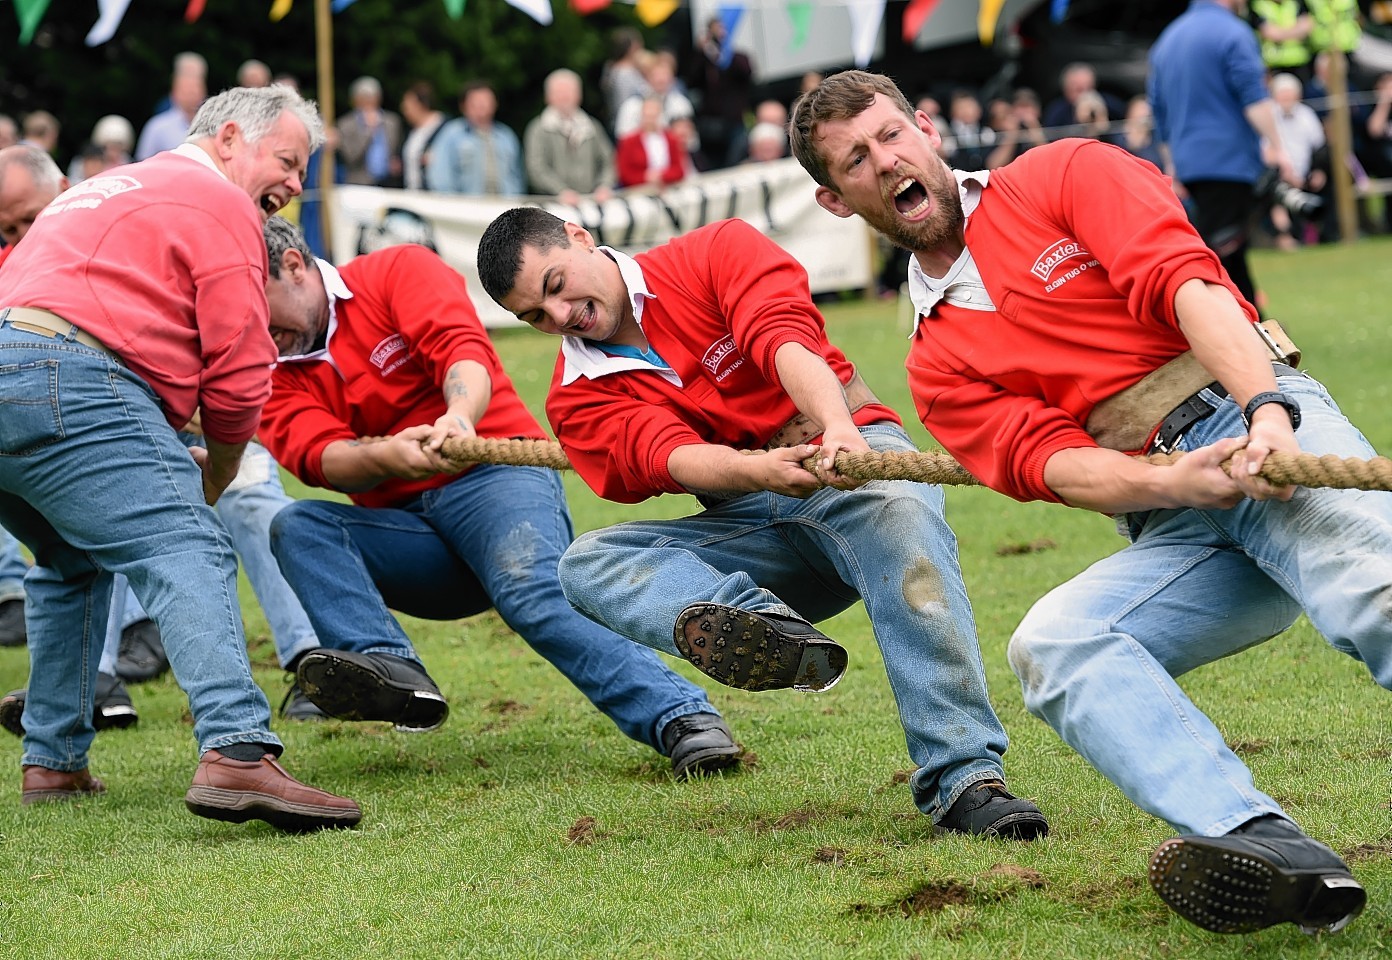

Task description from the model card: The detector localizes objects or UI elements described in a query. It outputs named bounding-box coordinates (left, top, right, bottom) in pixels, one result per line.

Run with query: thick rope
left=438, top=436, right=1392, bottom=492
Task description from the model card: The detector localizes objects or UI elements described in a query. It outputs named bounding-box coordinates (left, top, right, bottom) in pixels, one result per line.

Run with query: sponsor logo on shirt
left=1030, top=237, right=1092, bottom=282
left=701, top=336, right=746, bottom=383
left=369, top=334, right=410, bottom=376
left=39, top=175, right=143, bottom=217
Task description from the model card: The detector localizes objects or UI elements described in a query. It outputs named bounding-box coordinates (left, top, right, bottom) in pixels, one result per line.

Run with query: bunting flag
left=978, top=0, right=1007, bottom=45
left=570, top=0, right=612, bottom=13
left=846, top=0, right=884, bottom=67
left=715, top=5, right=745, bottom=69
left=504, top=0, right=553, bottom=24
left=332, top=0, right=359, bottom=11
left=185, top=0, right=207, bottom=23
left=634, top=0, right=678, bottom=26
left=14, top=0, right=51, bottom=45
left=270, top=0, right=293, bottom=22
left=900, top=0, right=939, bottom=43
left=1050, top=0, right=1069, bottom=22
left=787, top=1, right=813, bottom=52
left=443, top=0, right=466, bottom=18
left=87, top=0, right=134, bottom=45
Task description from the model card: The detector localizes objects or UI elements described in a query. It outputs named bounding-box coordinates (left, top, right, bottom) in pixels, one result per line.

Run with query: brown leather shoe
left=184, top=751, right=362, bottom=832
left=22, top=765, right=106, bottom=805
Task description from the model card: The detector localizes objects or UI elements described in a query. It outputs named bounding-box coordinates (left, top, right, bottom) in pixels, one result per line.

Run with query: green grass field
left=1, top=238, right=1390, bottom=960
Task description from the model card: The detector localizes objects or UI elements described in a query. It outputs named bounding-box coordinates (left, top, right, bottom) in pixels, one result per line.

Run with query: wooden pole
left=315, top=0, right=336, bottom=257
left=1327, top=46, right=1359, bottom=243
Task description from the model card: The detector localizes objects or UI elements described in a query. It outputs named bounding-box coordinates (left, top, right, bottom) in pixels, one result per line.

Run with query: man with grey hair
left=524, top=69, right=615, bottom=206
left=0, top=85, right=361, bottom=830
left=337, top=76, right=402, bottom=186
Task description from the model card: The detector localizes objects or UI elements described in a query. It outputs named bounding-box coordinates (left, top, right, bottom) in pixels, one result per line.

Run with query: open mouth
left=569, top=301, right=595, bottom=333
left=260, top=194, right=282, bottom=216
left=892, top=177, right=930, bottom=219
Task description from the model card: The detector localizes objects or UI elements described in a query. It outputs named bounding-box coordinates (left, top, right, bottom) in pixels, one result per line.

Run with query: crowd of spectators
left=2, top=13, right=1391, bottom=243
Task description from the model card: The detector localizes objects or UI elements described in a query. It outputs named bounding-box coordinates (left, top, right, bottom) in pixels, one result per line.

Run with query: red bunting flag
left=185, top=0, right=207, bottom=22
left=901, top=0, right=940, bottom=43
left=570, top=0, right=612, bottom=12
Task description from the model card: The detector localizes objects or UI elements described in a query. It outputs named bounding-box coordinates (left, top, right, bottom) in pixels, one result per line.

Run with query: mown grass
left=0, top=237, right=1389, bottom=960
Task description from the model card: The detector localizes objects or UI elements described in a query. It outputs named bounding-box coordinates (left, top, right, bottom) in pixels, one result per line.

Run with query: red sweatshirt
left=546, top=219, right=901, bottom=503
left=615, top=130, right=687, bottom=188
left=259, top=244, right=547, bottom=509
left=0, top=150, right=275, bottom=443
left=908, top=139, right=1257, bottom=503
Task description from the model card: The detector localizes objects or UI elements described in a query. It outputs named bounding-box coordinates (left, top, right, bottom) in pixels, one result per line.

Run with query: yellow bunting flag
left=635, top=0, right=679, bottom=27
left=977, top=0, right=1006, bottom=45
left=270, top=0, right=293, bottom=22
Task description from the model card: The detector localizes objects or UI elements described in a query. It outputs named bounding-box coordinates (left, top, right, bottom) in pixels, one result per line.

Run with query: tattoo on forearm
left=445, top=369, right=470, bottom=403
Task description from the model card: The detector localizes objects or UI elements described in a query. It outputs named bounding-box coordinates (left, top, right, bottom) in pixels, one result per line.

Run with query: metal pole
left=315, top=0, right=336, bottom=257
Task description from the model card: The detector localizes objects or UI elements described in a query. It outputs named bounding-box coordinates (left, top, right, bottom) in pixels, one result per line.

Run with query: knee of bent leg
left=1006, top=628, right=1047, bottom=710
left=268, top=499, right=323, bottom=559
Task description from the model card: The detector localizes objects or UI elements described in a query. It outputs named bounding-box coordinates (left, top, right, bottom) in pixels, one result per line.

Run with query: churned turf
left=0, top=237, right=1388, bottom=960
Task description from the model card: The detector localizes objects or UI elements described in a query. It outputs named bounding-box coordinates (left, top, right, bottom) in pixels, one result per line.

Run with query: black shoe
left=115, top=618, right=168, bottom=683
left=0, top=598, right=25, bottom=647
left=938, top=780, right=1049, bottom=840
left=1149, top=815, right=1366, bottom=935
left=0, top=671, right=138, bottom=737
left=661, top=712, right=742, bottom=780
left=296, top=649, right=448, bottom=732
left=278, top=681, right=327, bottom=722
left=673, top=603, right=848, bottom=692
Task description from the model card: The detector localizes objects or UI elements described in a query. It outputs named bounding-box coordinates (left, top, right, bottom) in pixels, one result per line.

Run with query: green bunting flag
left=444, top=0, right=466, bottom=18
left=15, top=0, right=52, bottom=45
left=787, top=1, right=813, bottom=51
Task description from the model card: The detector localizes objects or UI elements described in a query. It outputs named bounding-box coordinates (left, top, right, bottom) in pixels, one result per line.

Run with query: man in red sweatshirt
left=475, top=208, right=1047, bottom=840
left=255, top=217, right=740, bottom=780
left=792, top=69, right=1383, bottom=936
left=0, top=85, right=360, bottom=830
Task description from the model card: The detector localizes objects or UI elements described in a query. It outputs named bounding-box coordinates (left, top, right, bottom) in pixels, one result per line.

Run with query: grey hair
left=185, top=84, right=325, bottom=153
left=0, top=144, right=64, bottom=192
left=350, top=76, right=383, bottom=101
left=262, top=215, right=316, bottom=280
left=173, top=51, right=208, bottom=77
left=545, top=69, right=582, bottom=95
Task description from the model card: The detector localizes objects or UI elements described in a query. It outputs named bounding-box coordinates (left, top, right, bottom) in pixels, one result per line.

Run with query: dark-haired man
left=255, top=216, right=738, bottom=780
left=474, top=206, right=1048, bottom=840
left=790, top=67, right=1385, bottom=935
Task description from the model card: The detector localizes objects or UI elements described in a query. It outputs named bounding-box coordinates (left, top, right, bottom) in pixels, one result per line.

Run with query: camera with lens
left=1253, top=166, right=1323, bottom=219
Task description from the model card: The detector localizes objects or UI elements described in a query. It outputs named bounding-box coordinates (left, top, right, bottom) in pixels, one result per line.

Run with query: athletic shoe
left=0, top=671, right=138, bottom=737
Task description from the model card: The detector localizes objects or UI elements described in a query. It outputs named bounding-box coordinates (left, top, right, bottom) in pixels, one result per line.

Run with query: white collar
left=558, top=246, right=681, bottom=387
left=170, top=142, right=228, bottom=179
left=906, top=168, right=993, bottom=322
left=277, top=257, right=354, bottom=366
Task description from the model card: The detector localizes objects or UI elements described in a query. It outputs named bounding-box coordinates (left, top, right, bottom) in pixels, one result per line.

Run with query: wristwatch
left=1242, top=391, right=1302, bottom=430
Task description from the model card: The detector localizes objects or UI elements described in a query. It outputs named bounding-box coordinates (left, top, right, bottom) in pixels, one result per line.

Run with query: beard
left=862, top=162, right=965, bottom=254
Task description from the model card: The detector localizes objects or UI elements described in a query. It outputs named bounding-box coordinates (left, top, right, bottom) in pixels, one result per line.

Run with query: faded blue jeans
left=269, top=464, right=718, bottom=752
left=1008, top=371, right=1392, bottom=837
left=0, top=523, right=25, bottom=604
left=558, top=423, right=1011, bottom=821
left=0, top=320, right=281, bottom=770
left=97, top=441, right=319, bottom=672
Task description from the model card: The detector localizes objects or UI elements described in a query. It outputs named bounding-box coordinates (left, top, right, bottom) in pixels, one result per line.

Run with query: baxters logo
left=1030, top=238, right=1091, bottom=281
left=701, top=336, right=746, bottom=383
left=369, top=334, right=409, bottom=376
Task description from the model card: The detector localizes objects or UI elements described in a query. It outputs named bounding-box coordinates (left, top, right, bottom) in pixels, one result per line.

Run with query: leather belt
left=1149, top=361, right=1301, bottom=454
left=762, top=370, right=880, bottom=450
left=1, top=306, right=118, bottom=361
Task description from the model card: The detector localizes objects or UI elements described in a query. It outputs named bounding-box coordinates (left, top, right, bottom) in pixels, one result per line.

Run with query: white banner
left=329, top=157, right=875, bottom=328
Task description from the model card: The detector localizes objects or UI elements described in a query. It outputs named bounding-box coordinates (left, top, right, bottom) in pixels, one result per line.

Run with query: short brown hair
left=789, top=70, right=915, bottom=189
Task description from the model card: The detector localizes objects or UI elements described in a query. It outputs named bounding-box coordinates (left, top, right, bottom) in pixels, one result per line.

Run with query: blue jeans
left=0, top=522, right=26, bottom=603
left=0, top=321, right=280, bottom=770
left=96, top=442, right=319, bottom=671
left=1008, top=372, right=1392, bottom=836
left=559, top=423, right=1010, bottom=820
left=268, top=464, right=717, bottom=752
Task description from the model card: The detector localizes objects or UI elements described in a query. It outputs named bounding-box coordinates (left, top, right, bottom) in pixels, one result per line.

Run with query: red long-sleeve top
left=908, top=139, right=1257, bottom=503
left=546, top=219, right=901, bottom=503
left=259, top=244, right=547, bottom=509
left=0, top=150, right=276, bottom=443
